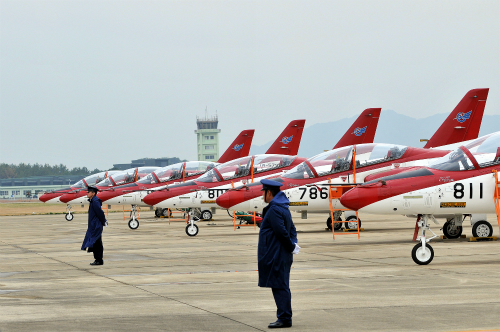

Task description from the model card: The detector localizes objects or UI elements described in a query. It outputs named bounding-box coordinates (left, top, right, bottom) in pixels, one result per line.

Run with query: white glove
left=292, top=243, right=301, bottom=255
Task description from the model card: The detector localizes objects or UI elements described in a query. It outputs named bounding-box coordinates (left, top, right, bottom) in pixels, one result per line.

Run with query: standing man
left=81, top=185, right=107, bottom=266
left=258, top=179, right=300, bottom=329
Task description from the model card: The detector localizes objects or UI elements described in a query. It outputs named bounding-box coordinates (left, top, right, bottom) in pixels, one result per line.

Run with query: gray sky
left=1, top=0, right=499, bottom=170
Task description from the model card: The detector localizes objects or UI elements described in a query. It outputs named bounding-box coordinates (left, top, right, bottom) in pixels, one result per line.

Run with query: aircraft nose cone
left=339, top=188, right=362, bottom=211
left=216, top=191, right=245, bottom=209
left=39, top=193, right=52, bottom=203
left=59, top=194, right=72, bottom=203
left=143, top=191, right=166, bottom=206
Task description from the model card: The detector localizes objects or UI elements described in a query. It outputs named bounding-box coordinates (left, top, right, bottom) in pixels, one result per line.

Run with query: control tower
left=195, top=113, right=221, bottom=161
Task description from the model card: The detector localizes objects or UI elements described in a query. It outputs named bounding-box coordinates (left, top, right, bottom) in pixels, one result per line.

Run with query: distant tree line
left=0, top=163, right=103, bottom=179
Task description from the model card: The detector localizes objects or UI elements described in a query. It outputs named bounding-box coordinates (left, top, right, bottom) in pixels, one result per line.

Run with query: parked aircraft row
left=39, top=88, right=499, bottom=265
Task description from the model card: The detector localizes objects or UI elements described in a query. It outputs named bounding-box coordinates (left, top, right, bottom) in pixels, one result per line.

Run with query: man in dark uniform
left=81, top=185, right=107, bottom=266
left=258, top=179, right=300, bottom=328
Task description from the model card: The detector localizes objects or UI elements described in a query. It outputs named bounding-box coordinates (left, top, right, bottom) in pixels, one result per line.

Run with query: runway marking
left=0, top=239, right=266, bottom=332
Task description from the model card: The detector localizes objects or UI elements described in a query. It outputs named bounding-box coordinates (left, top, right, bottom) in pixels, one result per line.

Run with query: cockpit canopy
left=430, top=132, right=500, bottom=171
left=72, top=171, right=120, bottom=189
left=196, top=154, right=296, bottom=183
left=137, top=161, right=217, bottom=184
left=97, top=167, right=159, bottom=187
left=283, top=143, right=407, bottom=180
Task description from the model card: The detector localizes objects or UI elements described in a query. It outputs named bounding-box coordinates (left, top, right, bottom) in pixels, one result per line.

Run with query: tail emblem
left=353, top=126, right=367, bottom=136
left=456, top=110, right=472, bottom=123
left=281, top=136, right=294, bottom=144
left=233, top=144, right=244, bottom=151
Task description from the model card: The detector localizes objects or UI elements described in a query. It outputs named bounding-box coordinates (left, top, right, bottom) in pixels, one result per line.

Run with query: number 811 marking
left=299, top=187, right=329, bottom=200
left=453, top=183, right=483, bottom=199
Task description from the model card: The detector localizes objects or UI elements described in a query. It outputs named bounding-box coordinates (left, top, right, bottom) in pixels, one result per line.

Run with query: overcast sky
left=1, top=0, right=499, bottom=170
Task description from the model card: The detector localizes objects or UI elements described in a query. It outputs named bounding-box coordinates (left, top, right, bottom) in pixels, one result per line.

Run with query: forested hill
left=0, top=163, right=102, bottom=179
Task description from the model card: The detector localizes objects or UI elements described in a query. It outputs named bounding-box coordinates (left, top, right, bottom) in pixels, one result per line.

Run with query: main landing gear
left=128, top=205, right=140, bottom=230
left=412, top=215, right=439, bottom=265
left=442, top=217, right=463, bottom=239
left=65, top=204, right=74, bottom=221
left=472, top=220, right=493, bottom=238
left=326, top=211, right=343, bottom=231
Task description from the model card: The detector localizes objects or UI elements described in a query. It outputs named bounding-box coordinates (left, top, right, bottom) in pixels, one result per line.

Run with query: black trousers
left=272, top=288, right=292, bottom=324
left=92, top=236, right=104, bottom=263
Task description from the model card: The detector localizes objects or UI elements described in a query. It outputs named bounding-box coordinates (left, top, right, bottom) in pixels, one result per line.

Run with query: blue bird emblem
left=281, top=136, right=293, bottom=144
left=353, top=126, right=367, bottom=136
left=233, top=144, right=244, bottom=151
left=456, top=110, right=472, bottom=123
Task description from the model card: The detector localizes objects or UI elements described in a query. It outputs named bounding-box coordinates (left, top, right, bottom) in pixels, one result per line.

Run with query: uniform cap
left=87, top=185, right=99, bottom=193
left=260, top=179, right=283, bottom=191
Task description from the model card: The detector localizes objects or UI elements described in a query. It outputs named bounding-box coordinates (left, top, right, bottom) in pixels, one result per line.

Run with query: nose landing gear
left=65, top=204, right=74, bottom=221
left=128, top=205, right=140, bottom=230
left=411, top=215, right=439, bottom=265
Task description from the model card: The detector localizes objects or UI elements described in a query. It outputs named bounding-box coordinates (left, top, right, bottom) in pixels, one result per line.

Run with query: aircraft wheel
left=411, top=243, right=434, bottom=265
left=326, top=217, right=342, bottom=231
left=65, top=213, right=74, bottom=221
left=472, top=220, right=493, bottom=238
left=442, top=221, right=463, bottom=239
left=155, top=208, right=162, bottom=218
left=344, top=216, right=361, bottom=230
left=162, top=209, right=171, bottom=217
left=128, top=218, right=139, bottom=230
left=185, top=224, right=199, bottom=236
left=201, top=210, right=212, bottom=221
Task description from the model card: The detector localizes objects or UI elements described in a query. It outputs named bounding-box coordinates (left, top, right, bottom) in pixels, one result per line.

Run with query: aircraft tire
left=201, top=210, right=212, bottom=221
left=344, top=216, right=361, bottom=229
left=442, top=221, right=463, bottom=239
left=472, top=220, right=493, bottom=238
left=326, top=217, right=342, bottom=231
left=155, top=208, right=162, bottom=218
left=128, top=218, right=139, bottom=230
left=185, top=224, right=199, bottom=237
left=411, top=243, right=434, bottom=265
left=162, top=209, right=171, bottom=217
left=65, top=213, right=74, bottom=221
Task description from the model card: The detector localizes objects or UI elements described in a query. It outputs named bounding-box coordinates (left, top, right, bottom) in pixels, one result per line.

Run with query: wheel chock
left=343, top=228, right=364, bottom=232
left=469, top=236, right=498, bottom=242
left=440, top=235, right=467, bottom=239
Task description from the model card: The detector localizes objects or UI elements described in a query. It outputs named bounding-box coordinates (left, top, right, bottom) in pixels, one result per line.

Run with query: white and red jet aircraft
left=340, top=131, right=500, bottom=265
left=95, top=129, right=256, bottom=227
left=58, top=166, right=160, bottom=212
left=158, top=108, right=382, bottom=233
left=142, top=119, right=307, bottom=235
left=216, top=89, right=489, bottom=231
left=38, top=171, right=119, bottom=220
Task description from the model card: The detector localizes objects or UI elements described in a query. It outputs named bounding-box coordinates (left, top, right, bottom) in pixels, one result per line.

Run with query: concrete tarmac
left=1, top=211, right=499, bottom=332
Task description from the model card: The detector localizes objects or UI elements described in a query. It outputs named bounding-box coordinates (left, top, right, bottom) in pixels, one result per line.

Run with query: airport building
left=0, top=175, right=85, bottom=199
left=195, top=114, right=221, bottom=161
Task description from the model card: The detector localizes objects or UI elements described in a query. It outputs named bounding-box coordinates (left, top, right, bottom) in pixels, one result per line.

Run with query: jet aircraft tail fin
left=424, top=88, right=489, bottom=148
left=265, top=119, right=306, bottom=155
left=333, top=108, right=381, bottom=149
left=217, top=129, right=255, bottom=163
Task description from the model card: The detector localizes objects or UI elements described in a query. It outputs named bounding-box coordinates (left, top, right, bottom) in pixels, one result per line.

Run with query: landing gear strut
left=411, top=214, right=438, bottom=265
left=185, top=210, right=199, bottom=236
left=128, top=205, right=140, bottom=230
left=65, top=204, right=74, bottom=221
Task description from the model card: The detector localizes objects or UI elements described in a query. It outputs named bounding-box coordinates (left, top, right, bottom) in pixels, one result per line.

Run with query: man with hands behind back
left=258, top=179, right=300, bottom=329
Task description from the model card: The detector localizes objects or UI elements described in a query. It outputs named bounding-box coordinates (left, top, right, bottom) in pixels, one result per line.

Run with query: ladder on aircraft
left=328, top=146, right=361, bottom=240
left=493, top=170, right=500, bottom=235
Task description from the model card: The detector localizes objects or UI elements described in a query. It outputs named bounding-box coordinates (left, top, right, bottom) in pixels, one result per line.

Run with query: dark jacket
left=81, top=196, right=106, bottom=250
left=258, top=191, right=297, bottom=289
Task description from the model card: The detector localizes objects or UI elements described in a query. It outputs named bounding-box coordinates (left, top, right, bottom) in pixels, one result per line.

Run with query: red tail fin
left=424, top=88, right=489, bottom=148
left=217, top=129, right=255, bottom=163
left=265, top=119, right=306, bottom=155
left=333, top=108, right=381, bottom=149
